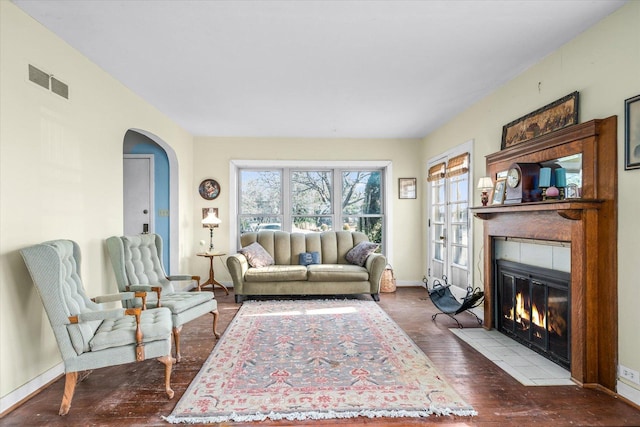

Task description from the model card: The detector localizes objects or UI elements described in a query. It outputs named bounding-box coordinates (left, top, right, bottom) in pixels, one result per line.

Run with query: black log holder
left=427, top=276, right=484, bottom=328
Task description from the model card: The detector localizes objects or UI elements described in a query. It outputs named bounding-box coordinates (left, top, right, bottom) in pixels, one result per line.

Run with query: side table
left=196, top=252, right=229, bottom=295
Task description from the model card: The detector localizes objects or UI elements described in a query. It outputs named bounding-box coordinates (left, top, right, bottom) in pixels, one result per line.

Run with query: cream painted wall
left=0, top=2, right=195, bottom=402
left=191, top=137, right=423, bottom=286
left=2, top=0, right=639, bottom=411
left=421, top=2, right=640, bottom=398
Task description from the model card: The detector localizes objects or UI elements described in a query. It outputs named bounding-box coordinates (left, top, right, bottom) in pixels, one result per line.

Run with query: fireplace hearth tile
left=494, top=361, right=536, bottom=386
left=450, top=328, right=574, bottom=386
left=501, top=355, right=538, bottom=367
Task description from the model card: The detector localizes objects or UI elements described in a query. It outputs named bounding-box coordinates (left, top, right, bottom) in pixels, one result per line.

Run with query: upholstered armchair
left=20, top=240, right=175, bottom=415
left=106, top=234, right=219, bottom=362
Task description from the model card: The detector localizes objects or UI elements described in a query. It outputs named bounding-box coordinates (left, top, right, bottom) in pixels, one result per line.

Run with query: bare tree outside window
left=239, top=170, right=282, bottom=233
left=238, top=168, right=384, bottom=247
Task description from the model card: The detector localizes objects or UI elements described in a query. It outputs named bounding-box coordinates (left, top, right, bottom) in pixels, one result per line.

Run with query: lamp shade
left=477, top=176, right=493, bottom=190
left=202, top=211, right=221, bottom=226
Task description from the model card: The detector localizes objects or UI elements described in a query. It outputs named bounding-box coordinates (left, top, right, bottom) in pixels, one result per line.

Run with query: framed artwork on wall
left=398, top=178, right=417, bottom=199
left=202, top=208, right=219, bottom=228
left=625, top=94, right=640, bottom=170
left=199, top=178, right=220, bottom=200
left=501, top=91, right=579, bottom=150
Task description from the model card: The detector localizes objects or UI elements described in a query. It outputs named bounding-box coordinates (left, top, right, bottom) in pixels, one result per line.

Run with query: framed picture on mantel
left=492, top=179, right=506, bottom=205
left=625, top=94, right=640, bottom=170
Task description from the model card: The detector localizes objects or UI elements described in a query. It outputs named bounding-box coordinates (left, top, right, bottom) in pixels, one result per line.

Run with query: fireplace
left=496, top=260, right=570, bottom=369
left=471, top=117, right=618, bottom=392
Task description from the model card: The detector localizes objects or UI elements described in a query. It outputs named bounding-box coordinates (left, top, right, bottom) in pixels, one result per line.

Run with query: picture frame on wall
left=202, top=208, right=219, bottom=228
left=492, top=179, right=507, bottom=205
left=625, top=94, right=640, bottom=170
left=501, top=91, right=579, bottom=150
left=398, top=178, right=417, bottom=199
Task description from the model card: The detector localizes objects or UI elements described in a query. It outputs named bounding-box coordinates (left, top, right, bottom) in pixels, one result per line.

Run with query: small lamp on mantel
left=201, top=210, right=222, bottom=252
left=477, top=176, right=493, bottom=206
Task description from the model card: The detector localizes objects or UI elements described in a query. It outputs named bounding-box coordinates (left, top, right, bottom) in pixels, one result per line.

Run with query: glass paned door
left=427, top=151, right=471, bottom=289
left=430, top=174, right=447, bottom=280
left=448, top=173, right=469, bottom=287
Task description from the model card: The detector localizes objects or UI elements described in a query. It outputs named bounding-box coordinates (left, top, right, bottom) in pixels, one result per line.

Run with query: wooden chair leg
left=172, top=326, right=183, bottom=363
left=59, top=371, right=78, bottom=416
left=212, top=309, right=221, bottom=339
left=157, top=355, right=175, bottom=399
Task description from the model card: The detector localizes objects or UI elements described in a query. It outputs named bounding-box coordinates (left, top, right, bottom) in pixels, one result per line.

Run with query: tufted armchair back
left=21, top=240, right=103, bottom=360
left=107, top=234, right=174, bottom=295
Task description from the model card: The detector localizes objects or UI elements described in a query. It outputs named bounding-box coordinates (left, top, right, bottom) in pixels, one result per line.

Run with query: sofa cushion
left=299, top=251, right=320, bottom=266
left=239, top=242, right=274, bottom=268
left=245, top=265, right=308, bottom=282
left=307, top=264, right=369, bottom=282
left=346, top=241, right=379, bottom=266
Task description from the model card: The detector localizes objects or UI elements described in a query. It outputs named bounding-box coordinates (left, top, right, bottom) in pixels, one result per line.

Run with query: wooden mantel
left=471, top=117, right=618, bottom=392
left=472, top=199, right=604, bottom=220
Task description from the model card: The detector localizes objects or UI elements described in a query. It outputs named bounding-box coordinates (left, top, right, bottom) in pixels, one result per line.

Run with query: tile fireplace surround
left=471, top=116, right=618, bottom=392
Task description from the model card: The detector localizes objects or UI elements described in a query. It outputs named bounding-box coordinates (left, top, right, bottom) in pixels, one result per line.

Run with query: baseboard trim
left=0, top=363, right=64, bottom=417
left=394, top=281, right=424, bottom=287
left=618, top=381, right=640, bottom=408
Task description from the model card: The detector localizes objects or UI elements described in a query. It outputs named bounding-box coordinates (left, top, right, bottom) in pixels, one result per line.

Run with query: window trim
left=229, top=160, right=393, bottom=264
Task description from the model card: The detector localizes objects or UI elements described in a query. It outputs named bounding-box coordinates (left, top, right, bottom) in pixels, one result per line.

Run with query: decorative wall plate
left=199, top=179, right=220, bottom=200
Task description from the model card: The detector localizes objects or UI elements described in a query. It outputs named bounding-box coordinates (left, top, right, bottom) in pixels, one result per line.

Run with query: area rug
left=164, top=299, right=476, bottom=423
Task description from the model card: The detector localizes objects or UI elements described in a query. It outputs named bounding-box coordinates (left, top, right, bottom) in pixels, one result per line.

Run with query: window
left=291, top=170, right=333, bottom=232
left=426, top=146, right=472, bottom=291
left=238, top=170, right=282, bottom=233
left=234, top=162, right=388, bottom=252
left=341, top=170, right=384, bottom=245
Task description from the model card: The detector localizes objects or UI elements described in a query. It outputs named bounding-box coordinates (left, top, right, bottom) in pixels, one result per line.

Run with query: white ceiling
left=12, top=0, right=625, bottom=139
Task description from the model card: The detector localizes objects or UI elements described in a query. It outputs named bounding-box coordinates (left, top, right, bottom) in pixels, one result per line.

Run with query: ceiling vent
left=28, top=64, right=69, bottom=99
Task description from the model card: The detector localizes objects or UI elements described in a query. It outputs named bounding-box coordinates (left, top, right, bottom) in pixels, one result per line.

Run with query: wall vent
left=28, top=64, right=69, bottom=99
left=51, top=77, right=69, bottom=99
left=28, top=64, right=49, bottom=90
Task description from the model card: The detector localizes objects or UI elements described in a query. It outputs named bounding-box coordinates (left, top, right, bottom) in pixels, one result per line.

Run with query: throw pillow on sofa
left=299, top=251, right=320, bottom=266
left=239, top=242, right=274, bottom=268
left=346, top=241, right=379, bottom=266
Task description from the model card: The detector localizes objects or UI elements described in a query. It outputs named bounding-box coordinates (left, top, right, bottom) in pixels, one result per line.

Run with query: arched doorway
left=123, top=129, right=179, bottom=273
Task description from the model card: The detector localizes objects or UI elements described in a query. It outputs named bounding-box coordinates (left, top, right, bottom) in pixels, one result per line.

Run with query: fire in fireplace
left=496, top=260, right=570, bottom=369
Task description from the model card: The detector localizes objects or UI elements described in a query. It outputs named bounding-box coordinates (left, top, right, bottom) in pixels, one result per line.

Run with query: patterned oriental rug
left=164, top=299, right=476, bottom=423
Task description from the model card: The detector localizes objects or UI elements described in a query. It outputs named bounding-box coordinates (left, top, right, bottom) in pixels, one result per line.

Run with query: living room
left=1, top=0, right=639, bottom=424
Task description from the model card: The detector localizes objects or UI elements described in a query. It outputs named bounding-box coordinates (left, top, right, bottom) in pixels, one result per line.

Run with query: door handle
left=143, top=223, right=149, bottom=234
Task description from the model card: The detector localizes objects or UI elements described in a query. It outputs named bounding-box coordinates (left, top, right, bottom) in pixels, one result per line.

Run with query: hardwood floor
left=2, top=287, right=639, bottom=426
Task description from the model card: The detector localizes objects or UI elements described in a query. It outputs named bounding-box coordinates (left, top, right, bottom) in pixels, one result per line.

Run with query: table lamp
left=477, top=176, right=493, bottom=206
left=201, top=210, right=222, bottom=252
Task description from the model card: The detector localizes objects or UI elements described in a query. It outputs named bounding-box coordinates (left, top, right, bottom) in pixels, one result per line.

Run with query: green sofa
left=227, top=230, right=386, bottom=303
